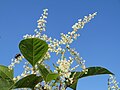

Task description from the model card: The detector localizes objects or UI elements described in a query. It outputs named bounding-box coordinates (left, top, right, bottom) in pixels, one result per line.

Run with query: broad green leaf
left=19, top=38, right=48, bottom=67
left=66, top=66, right=113, bottom=90
left=0, top=65, right=14, bottom=80
left=12, top=74, right=43, bottom=89
left=79, top=66, right=114, bottom=78
left=0, top=78, right=13, bottom=90
left=0, top=65, right=14, bottom=90
left=38, top=64, right=50, bottom=82
left=46, top=73, right=59, bottom=82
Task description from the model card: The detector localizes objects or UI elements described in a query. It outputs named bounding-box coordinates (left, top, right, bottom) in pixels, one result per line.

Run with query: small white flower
left=13, top=77, right=17, bottom=81
left=44, top=84, right=52, bottom=90
left=16, top=75, right=21, bottom=80
left=108, top=74, right=120, bottom=90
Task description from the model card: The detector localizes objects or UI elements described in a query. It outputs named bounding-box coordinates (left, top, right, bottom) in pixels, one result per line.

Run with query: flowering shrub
left=0, top=9, right=119, bottom=90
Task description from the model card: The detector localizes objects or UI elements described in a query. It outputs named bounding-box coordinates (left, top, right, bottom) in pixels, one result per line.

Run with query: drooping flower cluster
left=108, top=74, right=120, bottom=90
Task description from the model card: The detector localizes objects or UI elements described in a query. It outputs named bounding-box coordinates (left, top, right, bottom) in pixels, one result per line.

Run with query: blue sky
left=0, top=0, right=120, bottom=90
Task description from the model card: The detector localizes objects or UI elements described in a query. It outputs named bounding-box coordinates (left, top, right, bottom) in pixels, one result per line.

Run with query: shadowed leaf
left=66, top=66, right=113, bottom=90
left=12, top=74, right=43, bottom=89
left=38, top=64, right=50, bottom=82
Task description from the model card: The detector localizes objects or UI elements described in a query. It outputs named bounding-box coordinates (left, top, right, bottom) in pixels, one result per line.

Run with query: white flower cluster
left=72, top=12, right=97, bottom=30
left=60, top=33, right=80, bottom=45
left=23, top=9, right=48, bottom=39
left=8, top=9, right=120, bottom=90
left=37, top=9, right=48, bottom=32
left=13, top=75, right=21, bottom=81
left=11, top=9, right=99, bottom=90
left=44, top=83, right=52, bottom=90
left=108, top=74, right=120, bottom=90
left=58, top=13, right=97, bottom=46
left=21, top=62, right=32, bottom=76
left=13, top=62, right=32, bottom=82
left=67, top=46, right=86, bottom=69
left=56, top=58, right=73, bottom=78
left=35, top=81, right=53, bottom=90
left=8, top=54, right=24, bottom=70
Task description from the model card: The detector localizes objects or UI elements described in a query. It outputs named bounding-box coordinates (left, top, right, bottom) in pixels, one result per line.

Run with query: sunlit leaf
left=46, top=73, right=59, bottom=82
left=19, top=38, right=48, bottom=67
left=0, top=65, right=14, bottom=90
left=0, top=65, right=14, bottom=80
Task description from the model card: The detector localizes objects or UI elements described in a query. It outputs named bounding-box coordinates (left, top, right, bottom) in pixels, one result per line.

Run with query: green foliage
left=12, top=74, right=43, bottom=89
left=0, top=38, right=49, bottom=90
left=0, top=38, right=114, bottom=90
left=0, top=78, right=13, bottom=90
left=46, top=73, right=59, bottom=82
left=38, top=64, right=50, bottom=82
left=79, top=66, right=114, bottom=78
left=38, top=64, right=59, bottom=82
left=66, top=67, right=114, bottom=90
left=0, top=65, right=14, bottom=90
left=19, top=38, right=48, bottom=67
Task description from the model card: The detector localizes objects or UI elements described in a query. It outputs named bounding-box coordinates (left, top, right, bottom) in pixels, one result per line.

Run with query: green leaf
left=38, top=64, right=50, bottom=82
left=38, top=64, right=58, bottom=82
left=0, top=65, right=14, bottom=90
left=19, top=38, right=48, bottom=67
left=46, top=73, right=59, bottom=82
left=12, top=74, right=43, bottom=89
left=79, top=66, right=114, bottom=78
left=0, top=78, right=13, bottom=90
left=0, top=65, right=14, bottom=80
left=66, top=66, right=113, bottom=90
left=69, top=80, right=78, bottom=90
